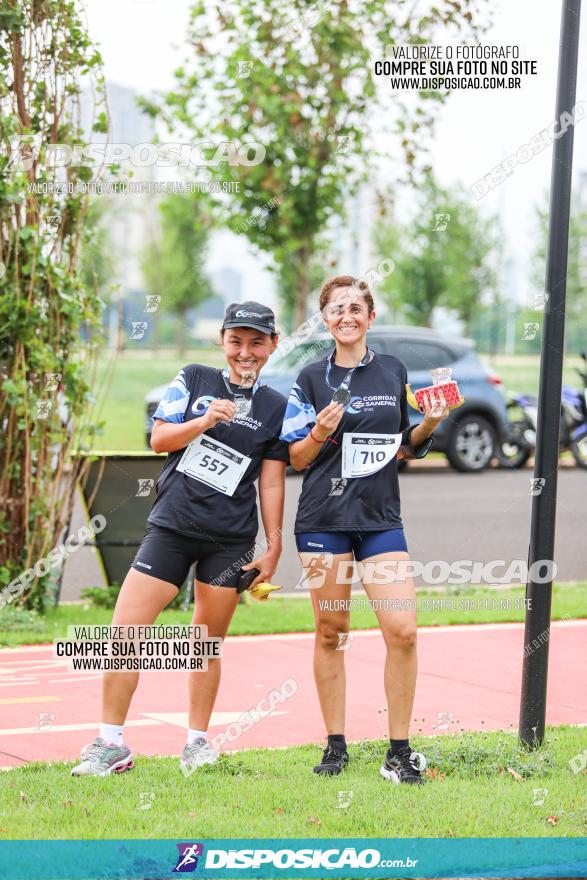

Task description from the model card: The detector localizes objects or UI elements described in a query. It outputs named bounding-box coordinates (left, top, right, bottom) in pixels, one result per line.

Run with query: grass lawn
left=1, top=727, right=585, bottom=838
left=1, top=582, right=584, bottom=648
left=484, top=354, right=583, bottom=397
left=93, top=348, right=225, bottom=451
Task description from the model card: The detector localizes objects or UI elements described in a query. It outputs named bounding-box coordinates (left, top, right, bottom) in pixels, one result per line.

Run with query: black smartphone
left=236, top=567, right=260, bottom=594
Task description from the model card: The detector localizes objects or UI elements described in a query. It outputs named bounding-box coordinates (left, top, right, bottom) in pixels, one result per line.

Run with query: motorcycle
left=499, top=352, right=587, bottom=469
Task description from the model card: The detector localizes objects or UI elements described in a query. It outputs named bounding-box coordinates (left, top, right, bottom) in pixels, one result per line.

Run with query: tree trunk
left=463, top=311, right=473, bottom=338
left=177, top=312, right=188, bottom=357
left=292, top=245, right=311, bottom=330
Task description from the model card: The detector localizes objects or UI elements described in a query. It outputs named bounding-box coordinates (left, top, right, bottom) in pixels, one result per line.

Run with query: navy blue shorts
left=295, top=529, right=408, bottom=562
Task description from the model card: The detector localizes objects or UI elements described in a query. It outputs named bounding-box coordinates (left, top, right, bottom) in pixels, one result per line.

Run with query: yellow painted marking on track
left=0, top=695, right=61, bottom=705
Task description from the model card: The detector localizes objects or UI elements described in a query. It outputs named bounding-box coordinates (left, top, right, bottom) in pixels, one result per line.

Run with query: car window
left=268, top=338, right=332, bottom=373
left=390, top=340, right=456, bottom=371
left=366, top=334, right=395, bottom=356
left=267, top=334, right=457, bottom=373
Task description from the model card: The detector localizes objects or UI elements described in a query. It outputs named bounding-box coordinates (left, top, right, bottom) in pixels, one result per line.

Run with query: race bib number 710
left=176, top=434, right=251, bottom=496
left=341, top=432, right=403, bottom=479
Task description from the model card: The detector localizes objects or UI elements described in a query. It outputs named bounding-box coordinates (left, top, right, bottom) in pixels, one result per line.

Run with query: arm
left=280, top=379, right=344, bottom=470
left=150, top=399, right=235, bottom=453
left=241, top=458, right=286, bottom=587
left=399, top=388, right=449, bottom=459
left=289, top=402, right=345, bottom=470
left=398, top=367, right=447, bottom=460
left=408, top=395, right=450, bottom=449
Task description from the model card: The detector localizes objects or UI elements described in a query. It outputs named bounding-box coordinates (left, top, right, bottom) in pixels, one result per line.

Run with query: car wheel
left=498, top=420, right=532, bottom=469
left=499, top=439, right=531, bottom=470
left=570, top=433, right=587, bottom=469
left=446, top=414, right=496, bottom=472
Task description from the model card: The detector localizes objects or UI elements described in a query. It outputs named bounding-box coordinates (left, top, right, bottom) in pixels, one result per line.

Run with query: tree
left=0, top=0, right=107, bottom=610
left=531, top=190, right=587, bottom=354
left=372, top=196, right=403, bottom=322
left=79, top=197, right=118, bottom=300
left=441, top=189, right=499, bottom=336
left=141, top=191, right=214, bottom=354
left=141, top=0, right=490, bottom=328
left=374, top=174, right=498, bottom=330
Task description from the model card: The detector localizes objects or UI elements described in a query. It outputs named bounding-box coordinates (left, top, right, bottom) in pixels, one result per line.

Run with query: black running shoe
left=380, top=747, right=427, bottom=785
left=313, top=745, right=349, bottom=776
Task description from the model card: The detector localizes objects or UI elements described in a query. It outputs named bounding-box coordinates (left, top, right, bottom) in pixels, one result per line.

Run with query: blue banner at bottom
left=0, top=838, right=586, bottom=879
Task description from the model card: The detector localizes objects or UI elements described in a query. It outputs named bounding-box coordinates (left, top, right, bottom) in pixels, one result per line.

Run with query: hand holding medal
left=312, top=399, right=345, bottom=442
left=203, top=398, right=237, bottom=429
left=221, top=368, right=257, bottom=422
left=311, top=347, right=372, bottom=442
left=331, top=387, right=351, bottom=406
left=233, top=370, right=256, bottom=418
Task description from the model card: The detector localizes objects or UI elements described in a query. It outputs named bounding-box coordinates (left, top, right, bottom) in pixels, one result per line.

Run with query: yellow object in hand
left=405, top=383, right=420, bottom=410
left=249, top=582, right=282, bottom=602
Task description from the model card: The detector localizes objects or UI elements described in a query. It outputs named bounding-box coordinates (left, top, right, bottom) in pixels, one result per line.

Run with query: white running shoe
left=180, top=737, right=218, bottom=776
left=71, top=736, right=134, bottom=777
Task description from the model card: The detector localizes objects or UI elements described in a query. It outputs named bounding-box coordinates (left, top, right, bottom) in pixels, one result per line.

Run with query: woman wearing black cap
left=71, top=302, right=289, bottom=778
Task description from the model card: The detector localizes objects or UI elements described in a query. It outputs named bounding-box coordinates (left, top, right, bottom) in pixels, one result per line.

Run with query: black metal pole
left=519, top=0, right=582, bottom=748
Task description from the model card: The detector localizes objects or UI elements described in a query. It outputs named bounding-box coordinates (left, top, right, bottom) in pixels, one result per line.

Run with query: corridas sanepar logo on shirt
left=191, top=395, right=263, bottom=430
left=192, top=395, right=215, bottom=415
left=347, top=393, right=398, bottom=414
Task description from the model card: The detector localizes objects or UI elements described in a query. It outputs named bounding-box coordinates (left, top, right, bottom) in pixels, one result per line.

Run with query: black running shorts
left=131, top=523, right=255, bottom=589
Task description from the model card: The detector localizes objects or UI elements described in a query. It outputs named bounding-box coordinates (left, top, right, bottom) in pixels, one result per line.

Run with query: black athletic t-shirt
left=280, top=349, right=433, bottom=533
left=148, top=364, right=289, bottom=541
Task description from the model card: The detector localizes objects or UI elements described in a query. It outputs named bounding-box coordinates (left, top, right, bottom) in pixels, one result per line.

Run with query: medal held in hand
left=332, top=387, right=351, bottom=406
left=222, top=369, right=257, bottom=420
left=325, top=348, right=372, bottom=407
left=233, top=394, right=252, bottom=418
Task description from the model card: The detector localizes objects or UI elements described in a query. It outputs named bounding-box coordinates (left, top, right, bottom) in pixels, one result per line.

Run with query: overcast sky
left=82, top=0, right=587, bottom=309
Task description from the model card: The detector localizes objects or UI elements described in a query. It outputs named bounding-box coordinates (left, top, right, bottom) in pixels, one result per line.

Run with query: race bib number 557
left=341, top=432, right=402, bottom=479
left=176, top=434, right=251, bottom=495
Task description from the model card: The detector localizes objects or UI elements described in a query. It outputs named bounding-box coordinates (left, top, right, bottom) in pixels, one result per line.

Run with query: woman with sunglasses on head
left=280, top=276, right=449, bottom=784
left=71, top=302, right=289, bottom=777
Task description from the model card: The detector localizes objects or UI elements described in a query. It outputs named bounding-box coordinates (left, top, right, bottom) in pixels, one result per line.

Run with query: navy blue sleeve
left=263, top=435, right=290, bottom=462
left=264, top=395, right=291, bottom=462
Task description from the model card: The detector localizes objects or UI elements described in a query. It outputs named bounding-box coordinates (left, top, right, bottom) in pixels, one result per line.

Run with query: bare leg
left=187, top=581, right=239, bottom=730
left=300, top=552, right=353, bottom=736
left=101, top=569, right=178, bottom=725
left=360, top=552, right=418, bottom=739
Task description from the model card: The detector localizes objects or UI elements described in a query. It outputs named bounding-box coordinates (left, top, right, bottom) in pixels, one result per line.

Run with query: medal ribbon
left=221, top=367, right=263, bottom=399
left=324, top=347, right=373, bottom=395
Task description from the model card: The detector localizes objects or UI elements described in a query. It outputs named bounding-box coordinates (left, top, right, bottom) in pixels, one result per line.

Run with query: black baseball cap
left=222, top=301, right=276, bottom=335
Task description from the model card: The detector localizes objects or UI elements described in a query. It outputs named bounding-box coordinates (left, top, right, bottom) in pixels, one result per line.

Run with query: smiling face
left=221, top=326, right=278, bottom=383
left=321, top=285, right=376, bottom=346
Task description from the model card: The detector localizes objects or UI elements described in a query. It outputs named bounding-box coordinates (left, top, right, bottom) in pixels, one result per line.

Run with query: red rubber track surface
left=0, top=621, right=585, bottom=769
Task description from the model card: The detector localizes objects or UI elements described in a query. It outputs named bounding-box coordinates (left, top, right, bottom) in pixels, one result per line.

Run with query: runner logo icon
left=173, top=843, right=204, bottom=872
